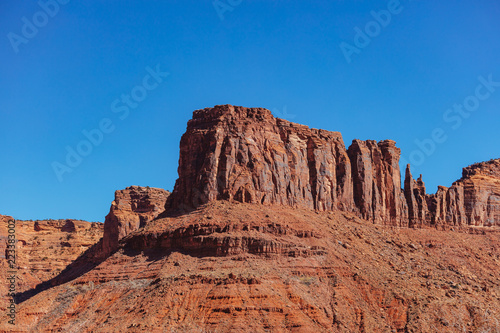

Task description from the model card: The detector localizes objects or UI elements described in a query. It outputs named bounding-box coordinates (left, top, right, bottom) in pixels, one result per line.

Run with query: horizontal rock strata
left=0, top=215, right=103, bottom=310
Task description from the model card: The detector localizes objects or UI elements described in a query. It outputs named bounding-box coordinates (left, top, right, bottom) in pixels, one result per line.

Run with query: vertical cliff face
left=102, top=186, right=170, bottom=256
left=169, top=105, right=407, bottom=224
left=405, top=159, right=500, bottom=227
left=404, top=166, right=429, bottom=227
left=347, top=139, right=408, bottom=226
left=169, top=105, right=499, bottom=228
left=459, top=160, right=500, bottom=226
left=170, top=105, right=356, bottom=212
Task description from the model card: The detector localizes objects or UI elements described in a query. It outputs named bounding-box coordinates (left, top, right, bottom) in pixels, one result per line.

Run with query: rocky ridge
left=12, top=186, right=172, bottom=297
left=169, top=105, right=499, bottom=228
left=425, top=159, right=500, bottom=227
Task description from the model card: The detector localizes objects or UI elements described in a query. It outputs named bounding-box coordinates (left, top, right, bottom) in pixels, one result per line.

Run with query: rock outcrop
left=170, top=105, right=355, bottom=213
left=347, top=139, right=408, bottom=226
left=459, top=160, right=500, bottom=226
left=169, top=105, right=409, bottom=225
left=404, top=165, right=430, bottom=228
left=102, top=186, right=170, bottom=256
left=3, top=105, right=500, bottom=332
left=170, top=105, right=499, bottom=228
left=415, top=159, right=500, bottom=227
left=0, top=215, right=103, bottom=311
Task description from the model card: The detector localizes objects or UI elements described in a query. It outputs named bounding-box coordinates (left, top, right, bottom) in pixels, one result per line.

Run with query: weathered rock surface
left=2, top=105, right=500, bottom=332
left=348, top=139, right=408, bottom=226
left=422, top=159, right=500, bottom=227
left=7, top=186, right=171, bottom=304
left=170, top=105, right=355, bottom=213
left=0, top=215, right=103, bottom=311
left=4, top=202, right=500, bottom=332
left=170, top=105, right=499, bottom=227
left=404, top=165, right=430, bottom=228
left=102, top=186, right=170, bottom=256
left=169, top=105, right=409, bottom=225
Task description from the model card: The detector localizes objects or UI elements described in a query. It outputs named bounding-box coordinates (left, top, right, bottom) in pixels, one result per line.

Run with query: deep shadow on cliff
left=6, top=105, right=500, bottom=332
left=16, top=186, right=171, bottom=304
left=15, top=239, right=107, bottom=303
left=5, top=201, right=500, bottom=332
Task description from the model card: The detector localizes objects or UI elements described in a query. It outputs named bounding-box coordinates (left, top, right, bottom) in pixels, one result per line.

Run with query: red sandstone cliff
left=170, top=105, right=499, bottom=228
left=2, top=105, right=500, bottom=332
left=347, top=139, right=408, bottom=226
left=169, top=105, right=409, bottom=225
left=170, top=105, right=355, bottom=212
left=422, top=159, right=500, bottom=227
left=8, top=186, right=171, bottom=303
left=404, top=166, right=430, bottom=228
left=101, top=186, right=170, bottom=256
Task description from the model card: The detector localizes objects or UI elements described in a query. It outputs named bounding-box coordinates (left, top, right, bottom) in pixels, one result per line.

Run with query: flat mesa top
left=189, top=104, right=345, bottom=142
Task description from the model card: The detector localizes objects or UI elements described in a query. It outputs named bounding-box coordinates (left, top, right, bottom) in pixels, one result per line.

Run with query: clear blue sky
left=1, top=1, right=499, bottom=222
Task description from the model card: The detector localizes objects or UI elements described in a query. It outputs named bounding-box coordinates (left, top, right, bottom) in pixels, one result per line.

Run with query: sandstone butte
left=1, top=105, right=499, bottom=332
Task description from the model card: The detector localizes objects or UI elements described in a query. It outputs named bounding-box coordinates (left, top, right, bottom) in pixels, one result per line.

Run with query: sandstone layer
left=3, top=105, right=499, bottom=332
left=170, top=105, right=499, bottom=228
left=10, top=186, right=172, bottom=304
left=102, top=186, right=170, bottom=256
left=3, top=202, right=500, bottom=332
left=424, top=159, right=500, bottom=227
left=0, top=215, right=103, bottom=311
